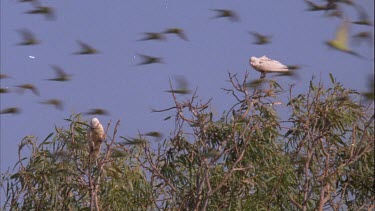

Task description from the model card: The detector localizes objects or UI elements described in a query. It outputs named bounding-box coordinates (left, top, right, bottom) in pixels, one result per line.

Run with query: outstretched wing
left=87, top=127, right=94, bottom=152
left=334, top=20, right=349, bottom=49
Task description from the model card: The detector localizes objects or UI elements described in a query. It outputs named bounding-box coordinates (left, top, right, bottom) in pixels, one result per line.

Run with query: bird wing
left=56, top=69, right=67, bottom=78
left=335, top=20, right=349, bottom=47
left=250, top=32, right=264, bottom=39
left=21, top=29, right=33, bottom=39
left=98, top=124, right=105, bottom=140
left=51, top=65, right=67, bottom=78
left=259, top=59, right=289, bottom=72
left=87, top=128, right=94, bottom=151
left=78, top=41, right=92, bottom=51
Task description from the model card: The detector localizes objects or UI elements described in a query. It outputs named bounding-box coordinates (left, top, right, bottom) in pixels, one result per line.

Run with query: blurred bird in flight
left=304, top=0, right=336, bottom=11
left=326, top=20, right=361, bottom=57
left=137, top=54, right=164, bottom=65
left=362, top=77, right=374, bottom=101
left=250, top=32, right=272, bottom=45
left=138, top=32, right=166, bottom=41
left=163, top=28, right=189, bottom=41
left=74, top=40, right=98, bottom=55
left=352, top=31, right=373, bottom=46
left=0, top=88, right=10, bottom=94
left=0, top=74, right=11, bottom=79
left=17, top=29, right=39, bottom=45
left=211, top=9, right=240, bottom=22
left=39, top=99, right=63, bottom=110
left=165, top=76, right=192, bottom=95
left=352, top=5, right=373, bottom=26
left=0, top=107, right=21, bottom=115
left=141, top=131, right=163, bottom=138
left=84, top=108, right=109, bottom=116
left=18, top=0, right=37, bottom=3
left=15, top=83, right=40, bottom=96
left=47, top=65, right=72, bottom=82
left=25, top=3, right=55, bottom=20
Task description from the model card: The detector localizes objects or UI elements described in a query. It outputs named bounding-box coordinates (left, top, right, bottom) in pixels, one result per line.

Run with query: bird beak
left=250, top=57, right=256, bottom=64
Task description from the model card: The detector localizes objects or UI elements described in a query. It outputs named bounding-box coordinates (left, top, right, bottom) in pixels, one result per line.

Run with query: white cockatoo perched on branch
left=249, top=56, right=289, bottom=79
left=87, top=117, right=105, bottom=161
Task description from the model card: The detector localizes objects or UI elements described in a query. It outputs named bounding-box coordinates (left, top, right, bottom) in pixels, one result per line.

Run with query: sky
left=0, top=0, right=373, bottom=189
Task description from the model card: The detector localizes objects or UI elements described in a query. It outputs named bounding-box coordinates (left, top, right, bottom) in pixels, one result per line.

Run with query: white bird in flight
left=87, top=117, right=105, bottom=161
left=249, top=56, right=289, bottom=79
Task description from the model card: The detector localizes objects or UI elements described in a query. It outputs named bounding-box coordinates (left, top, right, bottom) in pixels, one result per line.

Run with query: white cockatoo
left=249, top=56, right=289, bottom=79
left=87, top=117, right=105, bottom=161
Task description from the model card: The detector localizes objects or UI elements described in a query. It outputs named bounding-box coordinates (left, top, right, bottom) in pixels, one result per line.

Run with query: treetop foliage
left=1, top=73, right=373, bottom=211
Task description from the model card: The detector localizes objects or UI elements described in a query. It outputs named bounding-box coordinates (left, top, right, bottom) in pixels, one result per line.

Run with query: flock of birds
left=0, top=0, right=373, bottom=115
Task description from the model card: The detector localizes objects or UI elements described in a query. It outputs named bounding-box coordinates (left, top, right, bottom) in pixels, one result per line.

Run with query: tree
left=1, top=72, right=373, bottom=210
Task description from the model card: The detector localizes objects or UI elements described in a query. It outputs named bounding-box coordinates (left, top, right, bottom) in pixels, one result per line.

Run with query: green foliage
left=285, top=75, right=374, bottom=210
left=1, top=115, right=153, bottom=210
left=1, top=74, right=374, bottom=210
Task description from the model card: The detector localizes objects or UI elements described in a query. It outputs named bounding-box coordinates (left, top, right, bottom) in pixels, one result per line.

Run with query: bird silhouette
left=163, top=28, right=188, bottom=41
left=362, top=77, right=374, bottom=101
left=39, top=99, right=63, bottom=110
left=0, top=88, right=10, bottom=94
left=74, top=40, right=98, bottom=55
left=352, top=31, right=373, bottom=46
left=326, top=20, right=361, bottom=57
left=304, top=0, right=334, bottom=11
left=0, top=107, right=21, bottom=115
left=325, top=9, right=343, bottom=19
left=121, top=137, right=148, bottom=146
left=352, top=5, right=373, bottom=26
left=328, top=0, right=354, bottom=6
left=250, top=32, right=272, bottom=45
left=211, top=9, right=240, bottom=22
left=47, top=65, right=72, bottom=82
left=0, top=74, right=10, bottom=79
left=15, top=83, right=40, bottom=96
left=84, top=108, right=109, bottom=116
left=138, top=32, right=166, bottom=41
left=141, top=131, right=163, bottom=138
left=25, top=4, right=55, bottom=20
left=18, top=0, right=38, bottom=2
left=165, top=76, right=192, bottom=95
left=17, top=29, right=39, bottom=45
left=137, top=54, right=164, bottom=65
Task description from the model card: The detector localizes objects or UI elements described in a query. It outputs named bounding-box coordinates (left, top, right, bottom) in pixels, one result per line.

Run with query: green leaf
left=264, top=176, right=276, bottom=182
left=164, top=116, right=172, bottom=121
left=41, top=133, right=54, bottom=145
left=329, top=73, right=335, bottom=84
left=10, top=173, right=20, bottom=179
left=284, top=129, right=294, bottom=137
left=310, top=81, right=314, bottom=91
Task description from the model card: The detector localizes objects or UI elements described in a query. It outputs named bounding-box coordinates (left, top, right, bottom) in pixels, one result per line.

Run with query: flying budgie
left=87, top=117, right=105, bottom=161
left=249, top=56, right=289, bottom=79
